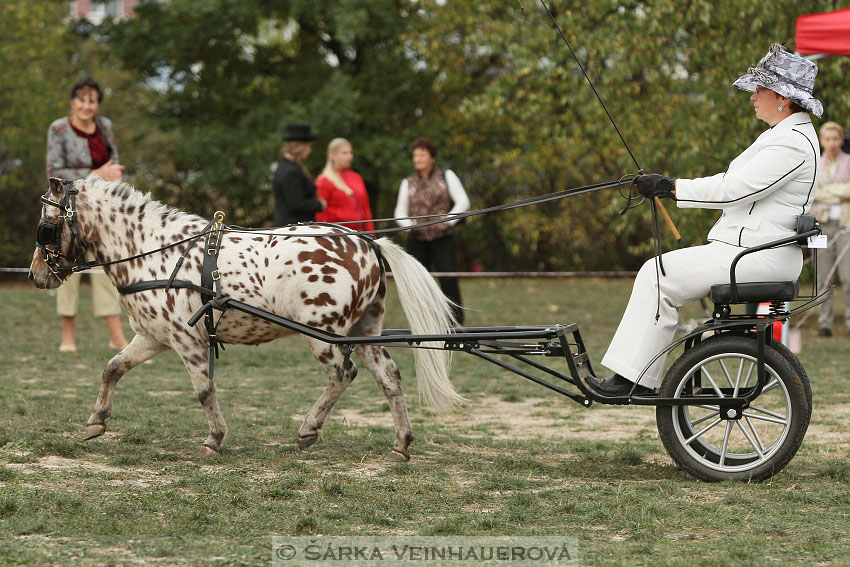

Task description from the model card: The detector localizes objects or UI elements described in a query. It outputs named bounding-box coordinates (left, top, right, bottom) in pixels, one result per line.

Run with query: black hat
left=283, top=123, right=316, bottom=141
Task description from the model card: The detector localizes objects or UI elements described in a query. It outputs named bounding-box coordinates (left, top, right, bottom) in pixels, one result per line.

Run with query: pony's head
left=28, top=177, right=89, bottom=289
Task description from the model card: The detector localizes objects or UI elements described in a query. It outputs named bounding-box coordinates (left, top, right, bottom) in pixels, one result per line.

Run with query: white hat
left=733, top=43, right=823, bottom=118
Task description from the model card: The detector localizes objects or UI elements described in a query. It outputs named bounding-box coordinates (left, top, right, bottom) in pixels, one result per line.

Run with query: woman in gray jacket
left=46, top=77, right=128, bottom=353
left=590, top=44, right=823, bottom=396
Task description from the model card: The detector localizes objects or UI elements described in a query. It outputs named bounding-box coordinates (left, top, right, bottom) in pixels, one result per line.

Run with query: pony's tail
left=374, top=237, right=464, bottom=413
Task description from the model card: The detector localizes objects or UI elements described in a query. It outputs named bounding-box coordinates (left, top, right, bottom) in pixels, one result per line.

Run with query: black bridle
left=36, top=180, right=88, bottom=278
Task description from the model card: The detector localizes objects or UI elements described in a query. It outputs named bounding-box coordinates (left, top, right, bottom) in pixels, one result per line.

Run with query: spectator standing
left=272, top=123, right=325, bottom=226
left=811, top=121, right=850, bottom=336
left=315, top=138, right=375, bottom=232
left=46, top=77, right=129, bottom=353
left=394, top=137, right=470, bottom=324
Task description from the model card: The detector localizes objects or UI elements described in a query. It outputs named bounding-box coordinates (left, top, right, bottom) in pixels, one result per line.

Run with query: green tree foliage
left=0, top=1, right=78, bottom=267
left=2, top=1, right=849, bottom=272
left=100, top=0, right=439, bottom=223
left=411, top=0, right=850, bottom=269
left=0, top=1, right=166, bottom=269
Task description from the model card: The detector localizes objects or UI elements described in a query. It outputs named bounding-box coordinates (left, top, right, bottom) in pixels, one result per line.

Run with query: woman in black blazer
left=272, top=123, right=325, bottom=226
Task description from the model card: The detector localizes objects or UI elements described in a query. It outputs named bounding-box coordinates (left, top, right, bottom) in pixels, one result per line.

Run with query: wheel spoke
left=719, top=421, right=734, bottom=466
left=740, top=360, right=755, bottom=388
left=747, top=404, right=787, bottom=421
left=689, top=410, right=721, bottom=427
left=695, top=404, right=720, bottom=411
left=684, top=417, right=722, bottom=444
left=736, top=420, right=765, bottom=458
left=761, top=378, right=780, bottom=394
left=701, top=367, right=725, bottom=398
left=732, top=357, right=748, bottom=396
left=741, top=411, right=787, bottom=426
left=719, top=359, right=734, bottom=388
left=745, top=416, right=766, bottom=452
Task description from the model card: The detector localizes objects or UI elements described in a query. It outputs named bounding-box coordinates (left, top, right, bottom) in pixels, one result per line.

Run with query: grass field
left=1, top=277, right=849, bottom=566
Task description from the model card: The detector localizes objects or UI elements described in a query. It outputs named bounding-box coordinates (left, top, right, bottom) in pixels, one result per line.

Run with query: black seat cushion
left=710, top=281, right=799, bottom=304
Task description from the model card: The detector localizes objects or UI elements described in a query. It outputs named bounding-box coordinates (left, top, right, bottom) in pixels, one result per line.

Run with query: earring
left=778, top=104, right=784, bottom=112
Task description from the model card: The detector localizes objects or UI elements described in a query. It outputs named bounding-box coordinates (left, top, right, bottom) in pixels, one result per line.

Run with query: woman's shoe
left=59, top=343, right=77, bottom=353
left=586, top=373, right=654, bottom=396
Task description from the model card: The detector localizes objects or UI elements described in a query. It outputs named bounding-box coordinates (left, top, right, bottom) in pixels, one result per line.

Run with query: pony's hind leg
left=84, top=334, right=169, bottom=440
left=351, top=299, right=414, bottom=462
left=356, top=343, right=413, bottom=462
left=297, top=340, right=359, bottom=451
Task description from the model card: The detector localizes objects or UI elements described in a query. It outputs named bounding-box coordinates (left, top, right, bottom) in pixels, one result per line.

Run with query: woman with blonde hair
left=272, top=123, right=325, bottom=226
left=315, top=138, right=374, bottom=232
left=811, top=121, right=850, bottom=336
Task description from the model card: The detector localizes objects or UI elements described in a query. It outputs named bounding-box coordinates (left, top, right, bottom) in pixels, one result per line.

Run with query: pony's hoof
left=385, top=449, right=410, bottom=462
left=200, top=445, right=220, bottom=458
left=83, top=424, right=106, bottom=440
left=297, top=433, right=318, bottom=450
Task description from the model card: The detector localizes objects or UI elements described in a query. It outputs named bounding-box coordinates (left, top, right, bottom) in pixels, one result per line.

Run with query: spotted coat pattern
left=29, top=175, right=461, bottom=459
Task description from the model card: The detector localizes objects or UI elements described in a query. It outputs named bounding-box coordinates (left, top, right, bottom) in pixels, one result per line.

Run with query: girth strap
left=118, top=211, right=229, bottom=381
left=200, top=211, right=228, bottom=381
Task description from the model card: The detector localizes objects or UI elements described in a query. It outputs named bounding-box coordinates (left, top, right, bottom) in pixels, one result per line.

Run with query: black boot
left=586, top=374, right=654, bottom=396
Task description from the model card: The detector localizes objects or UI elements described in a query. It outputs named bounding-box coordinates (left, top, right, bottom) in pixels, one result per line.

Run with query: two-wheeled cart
left=208, top=217, right=823, bottom=482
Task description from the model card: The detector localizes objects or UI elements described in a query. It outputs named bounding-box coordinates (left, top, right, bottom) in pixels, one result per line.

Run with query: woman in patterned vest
left=394, top=137, right=470, bottom=324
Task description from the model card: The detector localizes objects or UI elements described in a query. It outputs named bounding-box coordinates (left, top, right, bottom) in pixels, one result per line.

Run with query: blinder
left=37, top=220, right=61, bottom=247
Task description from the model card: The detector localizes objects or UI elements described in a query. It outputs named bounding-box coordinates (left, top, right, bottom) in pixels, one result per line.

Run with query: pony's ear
left=48, top=177, right=64, bottom=195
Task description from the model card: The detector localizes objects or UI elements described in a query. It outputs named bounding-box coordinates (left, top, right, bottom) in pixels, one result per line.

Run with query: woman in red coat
left=315, top=138, right=374, bottom=232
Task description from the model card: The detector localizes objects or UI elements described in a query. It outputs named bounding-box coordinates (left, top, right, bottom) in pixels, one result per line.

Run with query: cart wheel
left=656, top=335, right=810, bottom=482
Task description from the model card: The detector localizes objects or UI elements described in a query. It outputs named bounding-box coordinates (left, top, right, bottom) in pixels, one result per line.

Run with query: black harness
left=37, top=180, right=88, bottom=278
left=116, top=216, right=387, bottom=381
left=116, top=211, right=230, bottom=380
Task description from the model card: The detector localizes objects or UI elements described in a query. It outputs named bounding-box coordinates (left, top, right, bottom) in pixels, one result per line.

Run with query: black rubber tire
left=770, top=339, right=812, bottom=420
left=656, top=334, right=810, bottom=482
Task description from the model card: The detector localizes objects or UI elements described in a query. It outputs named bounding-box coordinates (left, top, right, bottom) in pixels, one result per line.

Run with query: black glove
left=634, top=174, right=676, bottom=200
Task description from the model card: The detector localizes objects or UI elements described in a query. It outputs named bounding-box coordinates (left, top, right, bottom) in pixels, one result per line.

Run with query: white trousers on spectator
left=56, top=271, right=123, bottom=318
left=601, top=241, right=802, bottom=389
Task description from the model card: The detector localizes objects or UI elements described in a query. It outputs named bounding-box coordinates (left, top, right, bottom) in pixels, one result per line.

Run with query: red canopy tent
left=795, top=7, right=850, bottom=56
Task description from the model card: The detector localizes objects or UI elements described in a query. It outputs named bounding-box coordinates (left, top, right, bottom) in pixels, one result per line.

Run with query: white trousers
left=601, top=241, right=803, bottom=388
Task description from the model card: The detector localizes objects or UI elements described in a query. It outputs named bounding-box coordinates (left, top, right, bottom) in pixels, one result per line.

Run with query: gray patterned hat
left=733, top=43, right=823, bottom=118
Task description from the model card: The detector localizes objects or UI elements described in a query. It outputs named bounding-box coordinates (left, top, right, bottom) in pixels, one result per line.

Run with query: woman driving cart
left=589, top=44, right=823, bottom=397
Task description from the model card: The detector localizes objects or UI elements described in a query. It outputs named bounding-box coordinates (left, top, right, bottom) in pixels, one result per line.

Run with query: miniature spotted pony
left=29, top=175, right=462, bottom=460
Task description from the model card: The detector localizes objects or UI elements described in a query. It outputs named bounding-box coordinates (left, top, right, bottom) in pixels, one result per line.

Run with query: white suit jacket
left=676, top=113, right=819, bottom=247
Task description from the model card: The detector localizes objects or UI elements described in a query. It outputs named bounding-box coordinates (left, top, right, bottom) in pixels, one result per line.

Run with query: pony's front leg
left=84, top=334, right=169, bottom=440
left=298, top=340, right=359, bottom=451
left=173, top=340, right=228, bottom=456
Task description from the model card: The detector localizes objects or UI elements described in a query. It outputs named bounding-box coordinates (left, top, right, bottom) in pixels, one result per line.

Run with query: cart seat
left=709, top=280, right=799, bottom=304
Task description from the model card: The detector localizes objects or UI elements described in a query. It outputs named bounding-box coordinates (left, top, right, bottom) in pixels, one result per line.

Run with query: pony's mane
left=80, top=174, right=205, bottom=223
